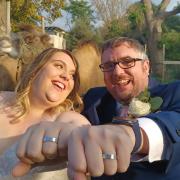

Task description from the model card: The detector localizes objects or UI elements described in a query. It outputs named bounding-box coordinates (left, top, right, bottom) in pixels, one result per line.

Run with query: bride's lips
left=52, top=80, right=66, bottom=91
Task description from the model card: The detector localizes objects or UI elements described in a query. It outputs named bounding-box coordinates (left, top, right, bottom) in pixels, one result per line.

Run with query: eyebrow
left=108, top=56, right=132, bottom=62
left=117, top=56, right=132, bottom=60
left=52, top=59, right=65, bottom=63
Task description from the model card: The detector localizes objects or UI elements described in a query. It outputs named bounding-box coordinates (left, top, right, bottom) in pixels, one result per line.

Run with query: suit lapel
left=96, top=92, right=118, bottom=125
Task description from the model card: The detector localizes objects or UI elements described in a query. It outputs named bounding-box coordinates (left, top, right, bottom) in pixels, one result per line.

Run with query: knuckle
left=26, top=150, right=42, bottom=162
left=115, top=135, right=123, bottom=145
left=117, top=165, right=128, bottom=173
left=90, top=170, right=104, bottom=177
left=26, top=150, right=37, bottom=159
left=43, top=146, right=57, bottom=156
left=37, top=121, right=50, bottom=129
left=70, top=126, right=84, bottom=141
left=117, top=159, right=129, bottom=173
left=104, top=168, right=117, bottom=176
left=86, top=127, right=96, bottom=140
left=104, top=162, right=117, bottom=176
left=88, top=165, right=104, bottom=177
left=87, top=160, right=104, bottom=177
left=69, top=160, right=86, bottom=173
left=101, top=128, right=111, bottom=139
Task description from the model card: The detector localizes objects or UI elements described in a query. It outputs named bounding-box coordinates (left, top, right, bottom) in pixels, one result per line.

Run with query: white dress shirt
left=131, top=117, right=164, bottom=162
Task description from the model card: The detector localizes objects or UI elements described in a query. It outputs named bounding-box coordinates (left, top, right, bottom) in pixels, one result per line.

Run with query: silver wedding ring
left=43, top=136, right=57, bottom=143
left=102, top=153, right=116, bottom=160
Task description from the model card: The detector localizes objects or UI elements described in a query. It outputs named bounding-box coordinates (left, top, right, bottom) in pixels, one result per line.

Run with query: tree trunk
left=142, top=0, right=180, bottom=80
left=147, top=20, right=164, bottom=79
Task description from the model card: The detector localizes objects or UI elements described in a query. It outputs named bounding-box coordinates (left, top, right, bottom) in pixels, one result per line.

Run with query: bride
left=0, top=48, right=90, bottom=179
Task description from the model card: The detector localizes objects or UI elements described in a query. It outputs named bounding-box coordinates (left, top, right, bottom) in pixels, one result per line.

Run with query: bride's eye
left=55, top=63, right=64, bottom=69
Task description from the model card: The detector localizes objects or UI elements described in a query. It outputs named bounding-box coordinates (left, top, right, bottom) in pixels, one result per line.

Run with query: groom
left=13, top=37, right=180, bottom=180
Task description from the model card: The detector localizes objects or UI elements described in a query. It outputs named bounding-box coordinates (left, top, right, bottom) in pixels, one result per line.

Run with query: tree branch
left=158, top=0, right=170, bottom=14
left=141, top=0, right=154, bottom=28
left=163, top=6, right=180, bottom=19
left=92, top=0, right=129, bottom=25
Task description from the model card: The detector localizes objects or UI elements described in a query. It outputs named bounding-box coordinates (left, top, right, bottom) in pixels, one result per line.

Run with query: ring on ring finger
left=102, top=153, right=116, bottom=160
left=42, top=136, right=58, bottom=159
left=43, top=136, right=58, bottom=144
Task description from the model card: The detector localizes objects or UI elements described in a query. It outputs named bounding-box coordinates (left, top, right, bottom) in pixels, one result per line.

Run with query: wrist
left=119, top=124, right=136, bottom=151
left=138, top=128, right=149, bottom=155
left=112, top=118, right=142, bottom=154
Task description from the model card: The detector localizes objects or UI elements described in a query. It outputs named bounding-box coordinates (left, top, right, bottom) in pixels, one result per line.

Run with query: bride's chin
left=45, top=94, right=59, bottom=103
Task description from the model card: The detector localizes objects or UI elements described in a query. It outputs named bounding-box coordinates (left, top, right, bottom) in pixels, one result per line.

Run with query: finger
left=68, top=127, right=87, bottom=174
left=116, top=142, right=131, bottom=173
left=25, top=125, right=46, bottom=162
left=12, top=161, right=31, bottom=177
left=42, top=124, right=60, bottom=159
left=67, top=167, right=87, bottom=180
left=97, top=127, right=118, bottom=175
left=58, top=123, right=74, bottom=157
left=16, top=127, right=35, bottom=164
left=101, top=145, right=117, bottom=175
left=84, top=138, right=104, bottom=177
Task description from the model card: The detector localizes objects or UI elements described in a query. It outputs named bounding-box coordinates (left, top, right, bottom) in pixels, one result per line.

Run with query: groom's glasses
left=99, top=57, right=143, bottom=72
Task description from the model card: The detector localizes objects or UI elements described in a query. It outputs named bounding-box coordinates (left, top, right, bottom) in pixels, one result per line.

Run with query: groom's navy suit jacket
left=82, top=80, right=180, bottom=180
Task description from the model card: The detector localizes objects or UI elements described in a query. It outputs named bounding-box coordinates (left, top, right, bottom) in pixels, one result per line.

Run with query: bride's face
left=29, top=51, right=76, bottom=107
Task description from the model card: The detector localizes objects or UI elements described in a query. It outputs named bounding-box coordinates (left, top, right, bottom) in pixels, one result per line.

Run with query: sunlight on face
left=102, top=45, right=150, bottom=103
left=30, top=52, right=76, bottom=107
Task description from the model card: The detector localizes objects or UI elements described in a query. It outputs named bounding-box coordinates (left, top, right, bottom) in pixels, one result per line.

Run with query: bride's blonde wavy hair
left=11, top=48, right=83, bottom=124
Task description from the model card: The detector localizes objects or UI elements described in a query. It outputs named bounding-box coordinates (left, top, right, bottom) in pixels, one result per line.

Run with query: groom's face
left=102, top=44, right=150, bottom=103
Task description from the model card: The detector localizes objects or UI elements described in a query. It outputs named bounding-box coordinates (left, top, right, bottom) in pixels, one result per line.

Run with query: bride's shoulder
left=0, top=91, right=15, bottom=103
left=0, top=91, right=16, bottom=123
left=0, top=91, right=15, bottom=98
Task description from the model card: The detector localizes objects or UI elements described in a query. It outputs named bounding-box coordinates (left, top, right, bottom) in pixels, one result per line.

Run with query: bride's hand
left=12, top=111, right=91, bottom=177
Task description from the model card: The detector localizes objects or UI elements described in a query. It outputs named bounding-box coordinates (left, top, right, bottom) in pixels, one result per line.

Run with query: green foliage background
left=10, top=0, right=180, bottom=81
left=10, top=0, right=64, bottom=31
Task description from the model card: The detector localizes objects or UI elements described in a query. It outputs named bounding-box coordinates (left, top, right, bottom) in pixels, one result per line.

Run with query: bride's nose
left=59, top=71, right=70, bottom=81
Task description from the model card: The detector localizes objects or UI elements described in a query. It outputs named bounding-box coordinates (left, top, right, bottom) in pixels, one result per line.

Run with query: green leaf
left=149, top=97, right=163, bottom=112
left=137, top=88, right=150, bottom=102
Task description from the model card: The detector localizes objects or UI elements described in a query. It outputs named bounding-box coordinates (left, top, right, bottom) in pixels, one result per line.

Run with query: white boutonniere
left=128, top=89, right=163, bottom=118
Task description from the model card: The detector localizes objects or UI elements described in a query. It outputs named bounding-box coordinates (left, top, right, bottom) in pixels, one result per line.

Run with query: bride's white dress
left=0, top=143, right=68, bottom=180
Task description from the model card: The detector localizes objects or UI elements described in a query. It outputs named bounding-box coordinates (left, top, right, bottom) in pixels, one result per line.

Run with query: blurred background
left=0, top=0, right=180, bottom=82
